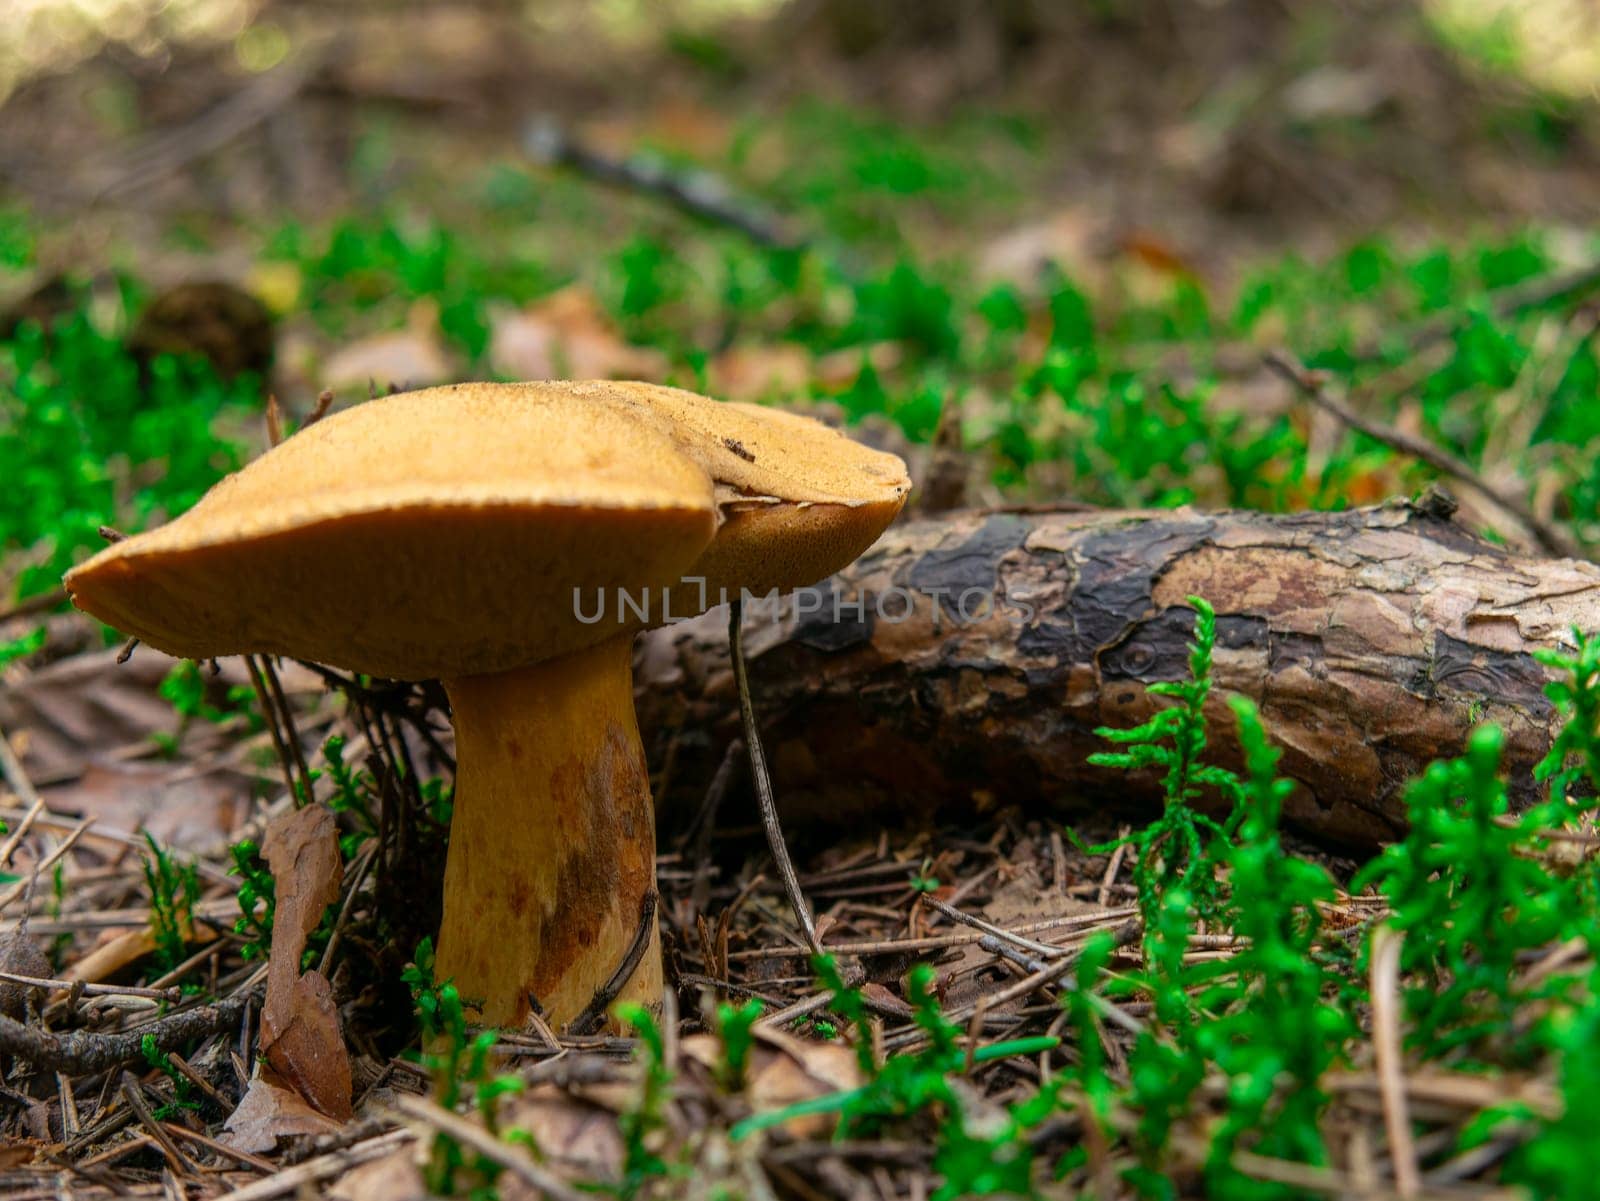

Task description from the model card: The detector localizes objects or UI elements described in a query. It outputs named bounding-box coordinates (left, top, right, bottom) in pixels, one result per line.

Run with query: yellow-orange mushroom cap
left=64, top=384, right=719, bottom=679
left=64, top=381, right=912, bottom=675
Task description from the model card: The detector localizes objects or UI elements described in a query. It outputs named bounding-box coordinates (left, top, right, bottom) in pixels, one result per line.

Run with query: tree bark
left=634, top=499, right=1600, bottom=848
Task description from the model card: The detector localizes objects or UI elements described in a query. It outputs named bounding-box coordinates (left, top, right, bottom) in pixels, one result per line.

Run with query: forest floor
left=2, top=2, right=1600, bottom=1198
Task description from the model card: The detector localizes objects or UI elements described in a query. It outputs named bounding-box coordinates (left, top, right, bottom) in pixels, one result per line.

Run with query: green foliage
left=612, top=1002, right=676, bottom=1199
left=0, top=625, right=44, bottom=669
left=280, top=215, right=548, bottom=362
left=321, top=734, right=378, bottom=856
left=140, top=833, right=200, bottom=983
left=1115, top=886, right=1206, bottom=1186
left=1534, top=629, right=1600, bottom=806
left=153, top=660, right=259, bottom=756
left=733, top=958, right=1059, bottom=1197
left=711, top=997, right=763, bottom=1092
left=403, top=937, right=447, bottom=1037
left=228, top=838, right=274, bottom=962
left=0, top=301, right=257, bottom=601
left=750, top=101, right=1027, bottom=243
left=847, top=260, right=961, bottom=359
left=1503, top=959, right=1600, bottom=1199
left=1354, top=726, right=1580, bottom=1058
left=404, top=938, right=530, bottom=1201
left=1195, top=699, right=1352, bottom=1196
left=141, top=1034, right=201, bottom=1118
left=715, top=609, right=1600, bottom=1197
left=229, top=747, right=353, bottom=967
left=1083, top=596, right=1244, bottom=929
left=7, top=113, right=1600, bottom=1198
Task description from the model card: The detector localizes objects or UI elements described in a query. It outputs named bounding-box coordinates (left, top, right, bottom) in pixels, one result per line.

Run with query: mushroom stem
left=435, top=634, right=662, bottom=1030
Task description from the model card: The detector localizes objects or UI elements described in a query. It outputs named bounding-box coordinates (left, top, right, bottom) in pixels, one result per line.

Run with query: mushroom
left=64, top=381, right=910, bottom=1028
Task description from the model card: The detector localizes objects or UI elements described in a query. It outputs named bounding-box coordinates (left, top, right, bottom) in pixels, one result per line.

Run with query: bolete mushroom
left=64, top=381, right=910, bottom=1028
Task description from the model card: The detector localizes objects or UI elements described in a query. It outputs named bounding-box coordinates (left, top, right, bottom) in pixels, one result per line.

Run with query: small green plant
left=732, top=956, right=1058, bottom=1180
left=404, top=938, right=532, bottom=1200
left=0, top=625, right=44, bottom=669
left=228, top=839, right=275, bottom=961
left=1082, top=595, right=1244, bottom=929
left=612, top=1001, right=676, bottom=1199
left=1502, top=956, right=1600, bottom=1199
left=1354, top=725, right=1580, bottom=1059
left=1, top=302, right=258, bottom=601
left=152, top=660, right=259, bottom=756
left=711, top=997, right=763, bottom=1092
left=421, top=775, right=455, bottom=828
left=321, top=734, right=378, bottom=855
left=141, top=833, right=200, bottom=983
left=141, top=1034, right=200, bottom=1119
left=228, top=835, right=335, bottom=968
left=1114, top=885, right=1206, bottom=1190
left=1534, top=628, right=1600, bottom=806
left=1194, top=699, right=1353, bottom=1196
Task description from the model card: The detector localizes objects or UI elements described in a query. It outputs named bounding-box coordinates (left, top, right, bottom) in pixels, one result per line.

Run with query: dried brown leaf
left=487, top=287, right=668, bottom=382
left=321, top=300, right=455, bottom=393
left=681, top=1032, right=860, bottom=1139
left=505, top=1086, right=627, bottom=1181
left=328, top=1150, right=429, bottom=1201
left=223, top=1074, right=343, bottom=1154
left=706, top=343, right=811, bottom=401
left=259, top=803, right=351, bottom=1121
left=0, top=1137, right=43, bottom=1168
left=0, top=647, right=317, bottom=851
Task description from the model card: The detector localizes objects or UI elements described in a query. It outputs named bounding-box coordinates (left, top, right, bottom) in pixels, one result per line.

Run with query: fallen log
left=635, top=498, right=1600, bottom=847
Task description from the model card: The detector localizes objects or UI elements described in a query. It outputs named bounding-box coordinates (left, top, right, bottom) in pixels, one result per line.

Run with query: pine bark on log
left=634, top=499, right=1600, bottom=847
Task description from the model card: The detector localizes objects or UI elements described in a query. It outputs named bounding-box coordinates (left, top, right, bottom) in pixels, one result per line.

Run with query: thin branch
left=0, top=818, right=89, bottom=913
left=524, top=116, right=803, bottom=251
left=0, top=587, right=67, bottom=624
left=260, top=656, right=313, bottom=803
left=1265, top=350, right=1578, bottom=557
left=922, top=895, right=1066, bottom=960
left=0, top=717, right=44, bottom=812
left=1371, top=924, right=1420, bottom=1199
left=0, top=986, right=259, bottom=1073
left=0, top=970, right=178, bottom=1002
left=245, top=655, right=301, bottom=804
left=0, top=796, right=45, bottom=867
left=567, top=889, right=658, bottom=1036
left=120, top=1073, right=194, bottom=1175
left=391, top=1093, right=590, bottom=1201
left=729, top=599, right=819, bottom=956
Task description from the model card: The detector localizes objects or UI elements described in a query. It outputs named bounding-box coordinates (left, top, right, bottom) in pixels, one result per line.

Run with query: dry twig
left=0, top=986, right=260, bottom=1073
left=1265, top=350, right=1577, bottom=557
left=1371, top=924, right=1421, bottom=1198
left=392, top=1093, right=590, bottom=1201
left=729, top=599, right=820, bottom=955
left=567, top=889, right=659, bottom=1036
